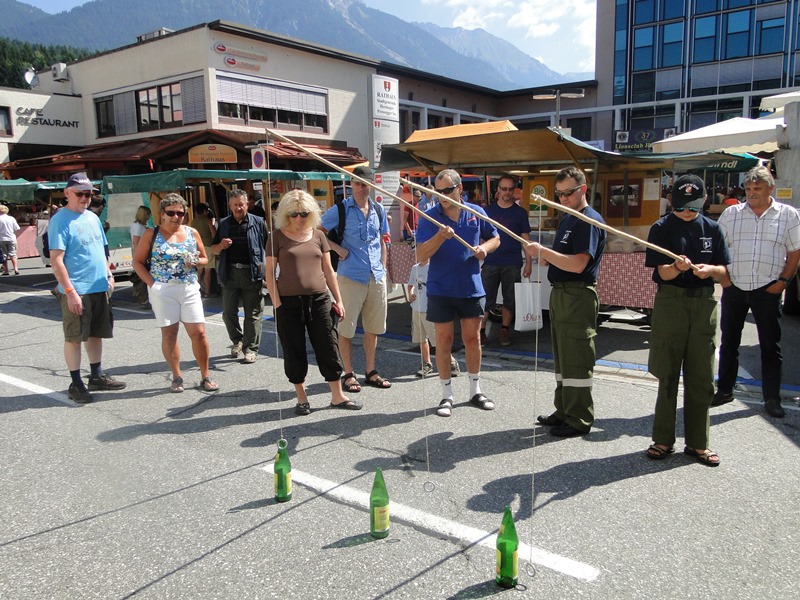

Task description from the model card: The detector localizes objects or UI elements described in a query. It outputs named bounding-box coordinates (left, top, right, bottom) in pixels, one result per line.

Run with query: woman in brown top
left=265, top=190, right=360, bottom=414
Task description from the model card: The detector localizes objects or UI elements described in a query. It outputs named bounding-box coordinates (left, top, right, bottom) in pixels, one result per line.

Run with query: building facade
left=596, top=0, right=800, bottom=150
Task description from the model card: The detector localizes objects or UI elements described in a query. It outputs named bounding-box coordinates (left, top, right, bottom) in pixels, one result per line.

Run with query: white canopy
left=651, top=117, right=783, bottom=154
left=760, top=90, right=800, bottom=111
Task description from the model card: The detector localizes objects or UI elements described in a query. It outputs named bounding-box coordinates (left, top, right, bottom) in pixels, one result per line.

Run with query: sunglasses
left=435, top=185, right=458, bottom=195
left=498, top=186, right=515, bottom=192
left=74, top=191, right=93, bottom=199
left=164, top=210, right=186, bottom=218
left=674, top=206, right=702, bottom=213
left=554, top=185, right=582, bottom=199
left=289, top=211, right=310, bottom=218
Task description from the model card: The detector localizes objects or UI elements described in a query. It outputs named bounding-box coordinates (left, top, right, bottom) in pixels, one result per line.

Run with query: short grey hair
left=744, top=166, right=774, bottom=188
left=229, top=189, right=248, bottom=202
left=159, top=192, right=189, bottom=212
left=436, top=169, right=461, bottom=188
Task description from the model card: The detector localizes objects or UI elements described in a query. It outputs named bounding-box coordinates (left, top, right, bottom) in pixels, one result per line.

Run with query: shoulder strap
left=336, top=200, right=346, bottom=238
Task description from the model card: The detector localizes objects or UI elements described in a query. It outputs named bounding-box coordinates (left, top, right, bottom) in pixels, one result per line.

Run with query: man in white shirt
left=713, top=166, right=800, bottom=418
left=0, top=204, right=21, bottom=275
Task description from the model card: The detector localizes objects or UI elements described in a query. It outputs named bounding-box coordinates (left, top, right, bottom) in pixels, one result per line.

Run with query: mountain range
left=0, top=0, right=591, bottom=90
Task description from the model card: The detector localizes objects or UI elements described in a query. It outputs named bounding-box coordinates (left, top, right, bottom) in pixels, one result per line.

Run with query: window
left=661, top=0, right=684, bottom=19
left=632, top=72, right=656, bottom=102
left=723, top=10, right=751, bottom=59
left=215, top=75, right=328, bottom=134
left=756, top=18, right=784, bottom=55
left=635, top=0, right=655, bottom=24
left=694, top=16, right=718, bottom=63
left=695, top=0, right=719, bottom=14
left=1, top=106, right=12, bottom=136
left=136, top=82, right=184, bottom=132
left=634, top=27, right=655, bottom=70
left=725, top=0, right=751, bottom=8
left=566, top=117, right=591, bottom=140
left=660, top=22, right=684, bottom=66
left=95, top=97, right=115, bottom=137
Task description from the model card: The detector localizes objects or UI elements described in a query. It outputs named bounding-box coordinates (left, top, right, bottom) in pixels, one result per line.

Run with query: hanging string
left=263, top=140, right=285, bottom=444
left=525, top=185, right=546, bottom=580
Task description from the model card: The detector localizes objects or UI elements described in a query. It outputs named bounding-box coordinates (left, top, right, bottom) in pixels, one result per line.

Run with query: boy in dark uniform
left=644, top=174, right=729, bottom=466
left=525, top=166, right=606, bottom=437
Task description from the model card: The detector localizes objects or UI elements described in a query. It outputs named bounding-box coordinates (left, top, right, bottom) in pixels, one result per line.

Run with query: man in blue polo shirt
left=415, top=169, right=499, bottom=417
left=321, top=166, right=391, bottom=393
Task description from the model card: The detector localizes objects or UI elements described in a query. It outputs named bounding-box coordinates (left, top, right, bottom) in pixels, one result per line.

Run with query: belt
left=657, top=285, right=713, bottom=298
left=551, top=281, right=596, bottom=288
left=230, top=262, right=251, bottom=269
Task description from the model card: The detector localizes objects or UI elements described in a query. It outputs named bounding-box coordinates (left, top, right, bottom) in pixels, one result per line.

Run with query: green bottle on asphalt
left=370, top=467, right=390, bottom=538
left=496, top=505, right=518, bottom=588
left=274, top=439, right=292, bottom=502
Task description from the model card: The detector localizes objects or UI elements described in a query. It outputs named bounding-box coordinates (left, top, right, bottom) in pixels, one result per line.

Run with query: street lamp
left=532, top=88, right=585, bottom=128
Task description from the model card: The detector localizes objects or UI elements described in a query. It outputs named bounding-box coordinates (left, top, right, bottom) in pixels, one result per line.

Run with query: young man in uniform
left=524, top=166, right=606, bottom=437
left=644, top=174, right=728, bottom=466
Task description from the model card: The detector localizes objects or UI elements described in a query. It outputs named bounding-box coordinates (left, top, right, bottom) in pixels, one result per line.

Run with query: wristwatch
left=778, top=276, right=791, bottom=284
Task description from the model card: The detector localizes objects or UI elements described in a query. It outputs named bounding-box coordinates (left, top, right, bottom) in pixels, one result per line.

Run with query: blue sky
left=25, top=0, right=596, bottom=75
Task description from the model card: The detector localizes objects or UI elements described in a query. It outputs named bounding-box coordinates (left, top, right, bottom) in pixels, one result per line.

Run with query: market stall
left=377, top=123, right=758, bottom=312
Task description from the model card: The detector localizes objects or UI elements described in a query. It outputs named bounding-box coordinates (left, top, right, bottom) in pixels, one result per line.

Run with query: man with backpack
left=321, top=166, right=391, bottom=394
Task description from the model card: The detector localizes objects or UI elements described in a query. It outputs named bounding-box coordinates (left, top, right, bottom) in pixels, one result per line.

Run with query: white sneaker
left=230, top=342, right=243, bottom=358
left=435, top=399, right=452, bottom=417
left=450, top=357, right=460, bottom=377
left=242, top=352, right=257, bottom=364
left=416, top=362, right=434, bottom=377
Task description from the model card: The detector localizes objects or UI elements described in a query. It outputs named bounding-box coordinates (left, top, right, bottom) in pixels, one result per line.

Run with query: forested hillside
left=0, top=38, right=93, bottom=90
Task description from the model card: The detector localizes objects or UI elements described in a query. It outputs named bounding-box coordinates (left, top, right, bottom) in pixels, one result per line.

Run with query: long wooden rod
left=531, top=194, right=694, bottom=266
left=263, top=128, right=474, bottom=251
left=401, top=177, right=530, bottom=246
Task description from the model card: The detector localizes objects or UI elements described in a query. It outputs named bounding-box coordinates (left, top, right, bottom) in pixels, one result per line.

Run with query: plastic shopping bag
left=514, top=279, right=543, bottom=332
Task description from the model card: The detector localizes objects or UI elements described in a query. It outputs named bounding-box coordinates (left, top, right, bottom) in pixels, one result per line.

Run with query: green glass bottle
left=496, top=505, right=518, bottom=588
left=369, top=467, right=390, bottom=538
left=274, top=439, right=292, bottom=503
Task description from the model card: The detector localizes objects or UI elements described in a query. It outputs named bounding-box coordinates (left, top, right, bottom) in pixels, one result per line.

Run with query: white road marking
left=0, top=373, right=73, bottom=405
left=261, top=465, right=601, bottom=582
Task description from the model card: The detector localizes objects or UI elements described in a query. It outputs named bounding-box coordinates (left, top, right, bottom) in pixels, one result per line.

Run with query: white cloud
left=454, top=6, right=507, bottom=30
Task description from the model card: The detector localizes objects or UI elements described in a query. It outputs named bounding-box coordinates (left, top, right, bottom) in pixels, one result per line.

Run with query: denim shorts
left=426, top=295, right=485, bottom=323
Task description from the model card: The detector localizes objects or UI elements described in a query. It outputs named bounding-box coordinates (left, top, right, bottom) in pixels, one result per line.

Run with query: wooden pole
left=263, top=128, right=475, bottom=251
left=531, top=193, right=694, bottom=266
left=400, top=177, right=529, bottom=246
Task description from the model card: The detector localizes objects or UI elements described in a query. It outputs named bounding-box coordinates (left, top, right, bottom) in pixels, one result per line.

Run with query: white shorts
left=411, top=310, right=436, bottom=344
left=148, top=281, right=205, bottom=327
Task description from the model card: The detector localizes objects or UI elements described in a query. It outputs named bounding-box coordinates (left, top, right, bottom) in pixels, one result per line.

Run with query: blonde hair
left=0, top=205, right=9, bottom=214
left=134, top=205, right=151, bottom=225
left=274, top=189, right=321, bottom=229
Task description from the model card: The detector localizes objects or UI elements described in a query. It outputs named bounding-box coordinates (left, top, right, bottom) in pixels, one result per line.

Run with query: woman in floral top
left=133, top=193, right=218, bottom=393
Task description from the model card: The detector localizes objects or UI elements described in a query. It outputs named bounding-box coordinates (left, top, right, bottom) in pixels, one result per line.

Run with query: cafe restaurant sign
left=188, top=144, right=238, bottom=164
left=16, top=106, right=79, bottom=128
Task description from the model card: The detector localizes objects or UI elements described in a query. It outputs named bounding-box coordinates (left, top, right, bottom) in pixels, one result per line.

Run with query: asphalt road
left=1, top=259, right=798, bottom=599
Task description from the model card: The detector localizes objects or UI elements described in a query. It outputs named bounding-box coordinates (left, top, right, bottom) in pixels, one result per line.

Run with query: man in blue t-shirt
left=49, top=172, right=126, bottom=403
left=525, top=166, right=606, bottom=437
left=480, top=174, right=532, bottom=347
left=415, top=169, right=499, bottom=417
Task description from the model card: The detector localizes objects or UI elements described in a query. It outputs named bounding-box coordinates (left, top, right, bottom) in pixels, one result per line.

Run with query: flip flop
left=199, top=377, right=219, bottom=392
left=342, top=372, right=361, bottom=393
left=170, top=377, right=184, bottom=393
left=363, top=369, right=391, bottom=389
left=684, top=446, right=720, bottom=467
left=330, top=399, right=362, bottom=410
left=646, top=443, right=674, bottom=460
